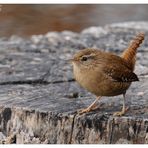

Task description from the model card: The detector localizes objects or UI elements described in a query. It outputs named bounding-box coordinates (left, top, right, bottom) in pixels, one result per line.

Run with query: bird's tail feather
left=121, top=32, right=144, bottom=71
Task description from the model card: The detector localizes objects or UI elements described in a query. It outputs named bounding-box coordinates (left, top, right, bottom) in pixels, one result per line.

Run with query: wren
left=71, top=33, right=144, bottom=116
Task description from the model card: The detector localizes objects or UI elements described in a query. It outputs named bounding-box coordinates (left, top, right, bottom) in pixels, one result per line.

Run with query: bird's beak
left=67, top=58, right=75, bottom=63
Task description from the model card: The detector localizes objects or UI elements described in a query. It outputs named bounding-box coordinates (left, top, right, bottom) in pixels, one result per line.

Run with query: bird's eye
left=81, top=56, right=88, bottom=61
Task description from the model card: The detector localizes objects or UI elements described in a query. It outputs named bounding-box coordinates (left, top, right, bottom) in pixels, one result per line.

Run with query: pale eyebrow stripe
left=82, top=53, right=96, bottom=58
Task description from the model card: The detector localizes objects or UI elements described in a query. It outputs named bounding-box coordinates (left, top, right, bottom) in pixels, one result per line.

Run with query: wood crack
left=0, top=78, right=75, bottom=85
left=69, top=113, right=77, bottom=144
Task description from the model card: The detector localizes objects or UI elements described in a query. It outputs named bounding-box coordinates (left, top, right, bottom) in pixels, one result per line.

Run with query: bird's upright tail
left=121, top=32, right=145, bottom=71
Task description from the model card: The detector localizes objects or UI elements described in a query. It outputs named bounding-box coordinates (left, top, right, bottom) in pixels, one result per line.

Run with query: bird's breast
left=73, top=63, right=131, bottom=96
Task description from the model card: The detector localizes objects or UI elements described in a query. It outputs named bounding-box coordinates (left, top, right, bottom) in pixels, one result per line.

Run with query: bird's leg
left=113, top=93, right=128, bottom=116
left=78, top=96, right=102, bottom=114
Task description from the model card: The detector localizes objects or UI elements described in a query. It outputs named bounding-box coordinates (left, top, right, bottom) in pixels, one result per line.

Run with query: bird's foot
left=113, top=107, right=129, bottom=116
left=113, top=111, right=125, bottom=116
left=77, top=104, right=99, bottom=115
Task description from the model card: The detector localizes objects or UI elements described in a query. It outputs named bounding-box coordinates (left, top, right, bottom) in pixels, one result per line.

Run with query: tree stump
left=0, top=22, right=148, bottom=144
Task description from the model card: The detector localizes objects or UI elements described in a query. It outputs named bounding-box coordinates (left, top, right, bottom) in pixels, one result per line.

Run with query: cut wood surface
left=0, top=22, right=148, bottom=144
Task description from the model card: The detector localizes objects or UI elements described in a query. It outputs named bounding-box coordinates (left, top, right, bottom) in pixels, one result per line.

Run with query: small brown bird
left=71, top=33, right=144, bottom=116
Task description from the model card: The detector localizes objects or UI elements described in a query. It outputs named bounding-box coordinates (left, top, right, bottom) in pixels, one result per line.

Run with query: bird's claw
left=113, top=111, right=125, bottom=116
left=113, top=107, right=129, bottom=116
left=77, top=104, right=99, bottom=115
left=77, top=108, right=91, bottom=115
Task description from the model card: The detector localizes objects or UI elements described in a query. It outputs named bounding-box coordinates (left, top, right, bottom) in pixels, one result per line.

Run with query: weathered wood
left=0, top=22, right=148, bottom=144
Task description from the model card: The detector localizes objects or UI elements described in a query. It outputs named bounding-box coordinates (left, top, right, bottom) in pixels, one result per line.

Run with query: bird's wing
left=103, top=63, right=139, bottom=82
